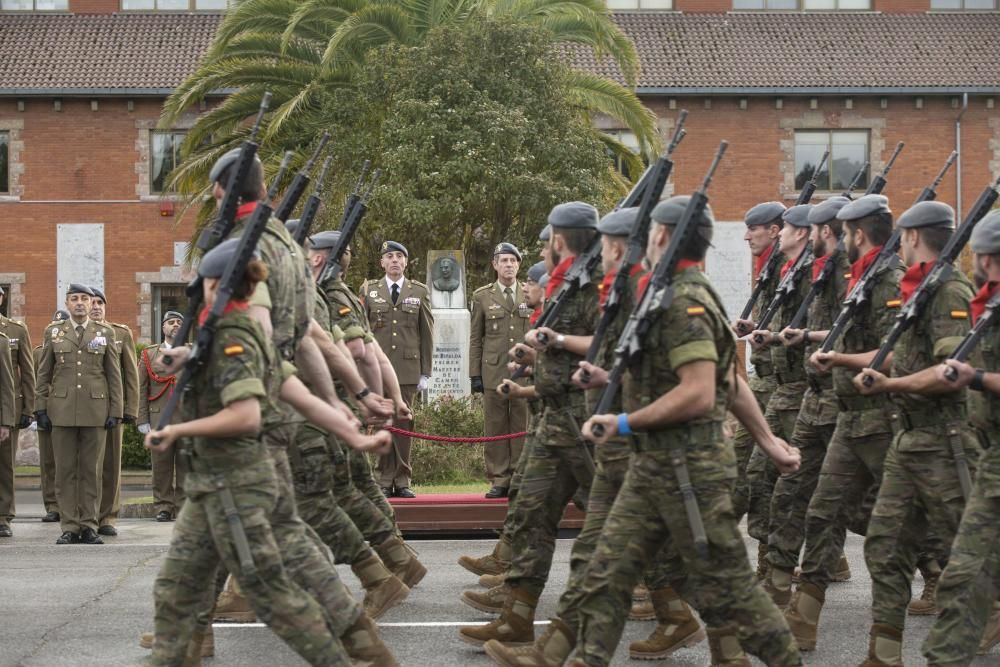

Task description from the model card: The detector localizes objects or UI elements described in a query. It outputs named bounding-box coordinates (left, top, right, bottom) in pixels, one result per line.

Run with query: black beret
left=597, top=207, right=639, bottom=237
left=744, top=201, right=786, bottom=227
left=66, top=283, right=94, bottom=297
left=494, top=242, right=522, bottom=261
left=162, top=311, right=184, bottom=324
left=309, top=230, right=342, bottom=250
left=89, top=286, right=107, bottom=304
left=380, top=240, right=408, bottom=257
left=539, top=225, right=551, bottom=242
left=808, top=196, right=851, bottom=225
left=52, top=310, right=70, bottom=322
left=526, top=261, right=547, bottom=283
left=971, top=210, right=1000, bottom=255
left=896, top=201, right=955, bottom=230
left=548, top=202, right=599, bottom=230
left=198, top=238, right=261, bottom=279
left=209, top=147, right=262, bottom=184
left=782, top=204, right=814, bottom=229
left=650, top=195, right=715, bottom=230
left=837, top=194, right=891, bottom=222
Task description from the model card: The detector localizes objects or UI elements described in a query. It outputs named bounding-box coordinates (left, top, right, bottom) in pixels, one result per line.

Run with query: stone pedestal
left=427, top=308, right=471, bottom=401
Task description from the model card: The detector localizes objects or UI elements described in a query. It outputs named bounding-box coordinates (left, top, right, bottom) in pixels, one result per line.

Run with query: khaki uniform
left=469, top=281, right=532, bottom=488
left=138, top=344, right=185, bottom=516
left=0, top=332, right=14, bottom=424
left=99, top=321, right=138, bottom=527
left=360, top=277, right=434, bottom=489
left=35, top=318, right=123, bottom=534
left=33, top=345, right=57, bottom=513
left=0, top=315, right=33, bottom=526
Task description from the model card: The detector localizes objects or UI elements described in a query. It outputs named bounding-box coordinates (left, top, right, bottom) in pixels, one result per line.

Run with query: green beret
left=380, top=240, right=408, bottom=257
left=548, top=202, right=599, bottom=230
left=66, top=283, right=94, bottom=297
left=494, top=242, right=522, bottom=261
left=198, top=238, right=260, bottom=279
left=782, top=204, right=814, bottom=229
left=89, top=286, right=107, bottom=304
left=309, top=231, right=342, bottom=250
left=209, top=147, right=262, bottom=184
left=744, top=201, right=786, bottom=227
left=970, top=210, right=1000, bottom=255
left=597, top=207, right=638, bottom=238
left=162, top=311, right=184, bottom=324
left=808, top=196, right=851, bottom=225
left=837, top=194, right=891, bottom=222
left=526, top=261, right=546, bottom=283
left=896, top=201, right=955, bottom=230
left=650, top=195, right=714, bottom=230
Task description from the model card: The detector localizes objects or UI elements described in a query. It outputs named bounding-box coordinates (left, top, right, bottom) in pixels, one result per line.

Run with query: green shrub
left=407, top=394, right=487, bottom=485
left=122, top=424, right=152, bottom=470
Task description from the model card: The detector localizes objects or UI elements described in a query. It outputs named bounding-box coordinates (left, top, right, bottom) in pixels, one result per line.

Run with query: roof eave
left=637, top=86, right=1000, bottom=95
left=0, top=87, right=235, bottom=97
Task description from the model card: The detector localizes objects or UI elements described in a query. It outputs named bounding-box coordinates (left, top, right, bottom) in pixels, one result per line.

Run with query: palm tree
left=163, top=0, right=658, bottom=200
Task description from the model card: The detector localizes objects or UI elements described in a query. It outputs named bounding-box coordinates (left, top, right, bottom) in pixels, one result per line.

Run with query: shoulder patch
left=686, top=306, right=706, bottom=316
left=223, top=342, right=246, bottom=357
left=951, top=310, right=969, bottom=320
left=337, top=306, right=352, bottom=316
left=886, top=299, right=902, bottom=308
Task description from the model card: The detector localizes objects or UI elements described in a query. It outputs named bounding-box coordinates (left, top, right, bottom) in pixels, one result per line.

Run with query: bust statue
left=429, top=254, right=465, bottom=309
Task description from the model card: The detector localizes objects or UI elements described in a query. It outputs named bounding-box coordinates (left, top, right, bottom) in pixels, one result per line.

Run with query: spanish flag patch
left=951, top=310, right=969, bottom=320
left=338, top=306, right=352, bottom=316
left=886, top=299, right=902, bottom=308
left=223, top=343, right=245, bottom=357
left=686, top=306, right=706, bottom=316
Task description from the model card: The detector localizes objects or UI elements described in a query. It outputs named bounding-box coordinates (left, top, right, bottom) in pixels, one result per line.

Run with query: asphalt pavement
left=1, top=500, right=997, bottom=667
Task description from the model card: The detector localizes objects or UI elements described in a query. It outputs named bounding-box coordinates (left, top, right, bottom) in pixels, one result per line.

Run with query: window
left=794, top=130, right=869, bottom=192
left=734, top=0, right=870, bottom=8
left=0, top=131, right=8, bottom=195
left=931, top=0, right=997, bottom=8
left=605, top=0, right=672, bottom=9
left=604, top=129, right=642, bottom=179
left=152, top=285, right=188, bottom=343
left=121, top=0, right=230, bottom=10
left=0, top=0, right=68, bottom=10
left=151, top=131, right=186, bottom=194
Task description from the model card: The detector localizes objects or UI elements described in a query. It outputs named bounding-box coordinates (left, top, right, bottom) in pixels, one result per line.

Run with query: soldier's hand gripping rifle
left=274, top=132, right=331, bottom=223
left=589, top=141, right=727, bottom=559
left=943, top=290, right=1000, bottom=380
left=291, top=156, right=334, bottom=246
left=319, top=164, right=382, bottom=285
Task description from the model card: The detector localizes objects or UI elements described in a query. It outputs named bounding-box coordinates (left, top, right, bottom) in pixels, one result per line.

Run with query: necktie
left=504, top=286, right=514, bottom=311
left=391, top=283, right=400, bottom=305
left=76, top=325, right=84, bottom=342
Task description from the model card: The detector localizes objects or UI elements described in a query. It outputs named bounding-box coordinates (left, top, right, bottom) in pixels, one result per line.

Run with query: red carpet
left=388, top=493, right=508, bottom=505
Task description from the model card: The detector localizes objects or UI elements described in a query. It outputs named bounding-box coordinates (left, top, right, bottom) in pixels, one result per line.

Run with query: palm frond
left=563, top=69, right=659, bottom=158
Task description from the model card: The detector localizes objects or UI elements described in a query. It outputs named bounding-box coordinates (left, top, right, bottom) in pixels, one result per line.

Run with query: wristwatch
left=355, top=387, right=371, bottom=401
left=555, top=334, right=566, bottom=349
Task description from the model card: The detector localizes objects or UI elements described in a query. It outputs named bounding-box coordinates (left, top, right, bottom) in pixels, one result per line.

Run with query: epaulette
left=110, top=322, right=131, bottom=332
left=409, top=280, right=429, bottom=292
left=472, top=285, right=492, bottom=296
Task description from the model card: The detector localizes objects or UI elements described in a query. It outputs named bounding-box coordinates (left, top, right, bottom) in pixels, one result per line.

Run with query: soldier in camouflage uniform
left=458, top=202, right=602, bottom=649
left=852, top=200, right=978, bottom=667
left=922, top=210, right=1000, bottom=665
left=783, top=195, right=904, bottom=652
left=571, top=196, right=802, bottom=667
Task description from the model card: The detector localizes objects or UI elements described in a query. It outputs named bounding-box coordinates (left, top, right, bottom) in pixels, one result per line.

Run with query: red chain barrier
left=384, top=425, right=528, bottom=444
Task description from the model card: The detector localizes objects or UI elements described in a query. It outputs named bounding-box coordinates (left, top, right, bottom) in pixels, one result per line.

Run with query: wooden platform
left=389, top=493, right=586, bottom=535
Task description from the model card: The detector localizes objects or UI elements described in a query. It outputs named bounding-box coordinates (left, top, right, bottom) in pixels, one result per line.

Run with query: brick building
left=1, top=0, right=999, bottom=339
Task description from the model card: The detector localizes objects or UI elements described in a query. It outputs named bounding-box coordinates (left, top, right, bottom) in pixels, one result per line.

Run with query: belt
left=837, top=394, right=886, bottom=412
left=629, top=422, right=724, bottom=453
left=891, top=406, right=966, bottom=432
left=754, top=364, right=774, bottom=379
left=775, top=370, right=807, bottom=386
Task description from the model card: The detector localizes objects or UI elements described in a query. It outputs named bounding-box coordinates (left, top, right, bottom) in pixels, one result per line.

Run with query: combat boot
left=351, top=553, right=410, bottom=620
left=706, top=625, right=751, bottom=666
left=763, top=565, right=793, bottom=608
left=784, top=582, right=824, bottom=651
left=831, top=553, right=852, bottom=582
left=978, top=602, right=1000, bottom=655
left=182, top=624, right=214, bottom=667
left=858, top=623, right=903, bottom=666
left=629, top=584, right=655, bottom=621
left=459, top=537, right=512, bottom=577
left=908, top=566, right=940, bottom=616
left=480, top=572, right=507, bottom=588
left=629, top=586, right=706, bottom=660
left=462, top=583, right=510, bottom=614
left=755, top=542, right=769, bottom=582
left=213, top=575, right=256, bottom=623
left=341, top=612, right=399, bottom=667
left=139, top=625, right=215, bottom=657
left=458, top=586, right=537, bottom=647
left=483, top=617, right=575, bottom=667
left=375, top=535, right=427, bottom=588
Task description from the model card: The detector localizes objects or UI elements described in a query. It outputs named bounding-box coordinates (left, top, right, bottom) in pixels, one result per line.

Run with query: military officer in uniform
left=0, top=324, right=13, bottom=537
left=0, top=286, right=34, bottom=537
left=89, top=286, right=139, bottom=536
left=361, top=241, right=434, bottom=498
left=138, top=310, right=185, bottom=522
left=470, top=242, right=531, bottom=498
left=35, top=284, right=123, bottom=545
left=36, top=309, right=69, bottom=523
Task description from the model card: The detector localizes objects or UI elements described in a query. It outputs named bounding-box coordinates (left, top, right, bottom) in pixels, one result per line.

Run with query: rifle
left=319, top=164, right=382, bottom=285
left=842, top=161, right=870, bottom=199
left=735, top=150, right=828, bottom=332
left=863, top=141, right=904, bottom=198
left=274, top=132, right=331, bottom=223
left=590, top=141, right=728, bottom=558
left=292, top=156, right=334, bottom=247
left=343, top=159, right=371, bottom=222
left=944, top=290, right=1000, bottom=379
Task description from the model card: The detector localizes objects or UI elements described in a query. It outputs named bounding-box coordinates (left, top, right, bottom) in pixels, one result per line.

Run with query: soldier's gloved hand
left=138, top=423, right=151, bottom=435
left=16, top=414, right=32, bottom=429
left=122, top=414, right=137, bottom=425
left=104, top=417, right=118, bottom=430
left=470, top=376, right=485, bottom=394
left=416, top=375, right=429, bottom=392
left=34, top=411, right=52, bottom=432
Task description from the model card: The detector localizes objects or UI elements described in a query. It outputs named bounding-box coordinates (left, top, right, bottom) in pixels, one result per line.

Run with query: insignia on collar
left=224, top=343, right=245, bottom=356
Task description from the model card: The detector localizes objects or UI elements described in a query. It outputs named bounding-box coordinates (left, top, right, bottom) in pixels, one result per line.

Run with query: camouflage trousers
left=149, top=459, right=350, bottom=667
left=923, top=435, right=1000, bottom=666
left=573, top=447, right=801, bottom=667
left=325, top=436, right=398, bottom=547
left=506, top=407, right=595, bottom=599
left=865, top=424, right=980, bottom=632
left=746, top=394, right=803, bottom=543
left=731, top=379, right=774, bottom=519
left=799, top=409, right=891, bottom=592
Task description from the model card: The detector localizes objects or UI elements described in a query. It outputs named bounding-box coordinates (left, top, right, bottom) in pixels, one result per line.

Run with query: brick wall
left=70, top=0, right=119, bottom=14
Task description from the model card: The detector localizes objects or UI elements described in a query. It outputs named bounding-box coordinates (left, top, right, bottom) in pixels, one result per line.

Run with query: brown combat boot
left=462, top=583, right=510, bottom=614
left=908, top=566, right=940, bottom=616
left=480, top=572, right=507, bottom=588
left=375, top=535, right=427, bottom=589
left=483, top=617, right=575, bottom=667
left=139, top=624, right=215, bottom=657
left=459, top=537, right=512, bottom=577
left=351, top=553, right=410, bottom=620
left=629, top=584, right=656, bottom=621
left=182, top=623, right=215, bottom=667
left=831, top=553, right=852, bottom=582
left=858, top=623, right=903, bottom=666
left=755, top=542, right=770, bottom=582
left=629, top=587, right=706, bottom=660
left=458, top=586, right=537, bottom=647
left=213, top=576, right=257, bottom=622
left=784, top=582, right=824, bottom=651
left=978, top=602, right=1000, bottom=655
left=341, top=612, right=400, bottom=667
left=706, top=625, right=751, bottom=666
left=763, top=565, right=793, bottom=608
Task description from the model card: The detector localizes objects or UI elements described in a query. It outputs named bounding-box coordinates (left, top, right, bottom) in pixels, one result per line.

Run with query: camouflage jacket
left=969, top=303, right=1000, bottom=439
left=767, top=254, right=813, bottom=409
left=323, top=276, right=373, bottom=344
left=749, top=250, right=785, bottom=386
left=799, top=251, right=850, bottom=426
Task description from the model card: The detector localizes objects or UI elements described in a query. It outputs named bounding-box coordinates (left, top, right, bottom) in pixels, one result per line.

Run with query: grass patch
left=412, top=482, right=488, bottom=495
left=124, top=496, right=154, bottom=505
left=15, top=466, right=39, bottom=475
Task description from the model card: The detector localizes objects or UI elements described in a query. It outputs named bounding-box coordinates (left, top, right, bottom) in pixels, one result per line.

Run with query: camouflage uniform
left=573, top=267, right=801, bottom=667
left=865, top=271, right=978, bottom=633
left=149, top=311, right=349, bottom=667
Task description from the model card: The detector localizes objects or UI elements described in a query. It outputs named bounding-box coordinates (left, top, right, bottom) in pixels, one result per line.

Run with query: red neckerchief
left=900, top=262, right=932, bottom=304
left=198, top=300, right=249, bottom=326
left=599, top=264, right=645, bottom=309
left=529, top=307, right=542, bottom=326
left=811, top=254, right=830, bottom=282
left=545, top=257, right=574, bottom=299
left=755, top=242, right=775, bottom=275
left=235, top=202, right=257, bottom=221
left=847, top=245, right=882, bottom=293
left=971, top=281, right=1000, bottom=325
left=636, top=260, right=700, bottom=300
left=780, top=258, right=795, bottom=279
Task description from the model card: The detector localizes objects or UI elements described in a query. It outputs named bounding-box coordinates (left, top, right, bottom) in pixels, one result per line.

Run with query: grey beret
left=808, top=196, right=852, bottom=225
left=650, top=195, right=715, bottom=230
left=539, top=274, right=550, bottom=289
left=66, top=283, right=94, bottom=297
left=548, top=202, right=599, bottom=230
left=89, top=286, right=107, bottom=304
left=597, top=207, right=639, bottom=238
left=526, top=261, right=546, bottom=284
left=539, top=225, right=551, bottom=242
left=494, top=242, right=522, bottom=261
left=285, top=218, right=301, bottom=235
left=209, top=147, right=262, bottom=184
left=309, top=230, right=342, bottom=250
left=837, top=194, right=891, bottom=222
left=162, top=311, right=184, bottom=324
left=970, top=210, right=1000, bottom=255
left=198, top=238, right=260, bottom=279
left=782, top=204, right=814, bottom=229
left=52, top=310, right=70, bottom=322
left=744, top=201, right=786, bottom=227
left=896, top=200, right=955, bottom=230
left=379, top=240, right=408, bottom=257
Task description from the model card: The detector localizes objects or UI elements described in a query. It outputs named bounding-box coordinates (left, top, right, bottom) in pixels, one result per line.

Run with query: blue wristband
left=617, top=413, right=632, bottom=436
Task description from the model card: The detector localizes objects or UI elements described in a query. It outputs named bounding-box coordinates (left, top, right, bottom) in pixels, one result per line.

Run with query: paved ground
left=1, top=497, right=997, bottom=667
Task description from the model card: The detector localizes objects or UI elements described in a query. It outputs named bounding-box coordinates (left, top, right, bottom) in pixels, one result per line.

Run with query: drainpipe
left=956, top=92, right=968, bottom=215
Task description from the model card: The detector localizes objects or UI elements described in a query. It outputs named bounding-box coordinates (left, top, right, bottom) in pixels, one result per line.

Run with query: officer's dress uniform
left=99, top=320, right=139, bottom=530
left=33, top=344, right=58, bottom=515
left=138, top=343, right=184, bottom=518
left=0, top=314, right=33, bottom=531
